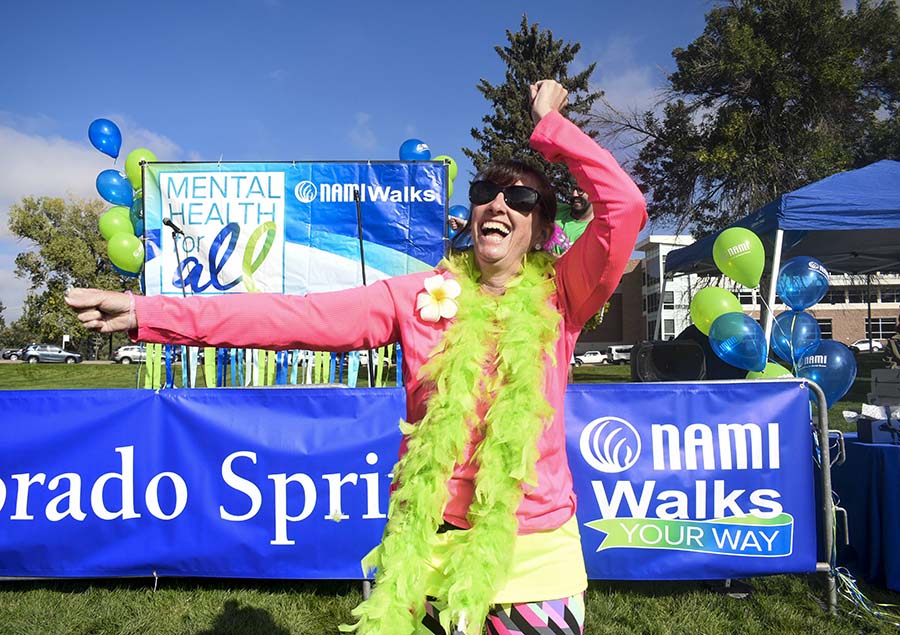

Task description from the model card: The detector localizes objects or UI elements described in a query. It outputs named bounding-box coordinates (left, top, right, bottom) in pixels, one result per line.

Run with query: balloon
left=746, top=362, right=793, bottom=379
left=770, top=311, right=821, bottom=365
left=96, top=170, right=133, bottom=207
left=689, top=287, right=742, bottom=335
left=98, top=206, right=133, bottom=240
left=112, top=264, right=140, bottom=278
left=708, top=312, right=768, bottom=372
left=124, top=148, right=157, bottom=189
left=712, top=227, right=765, bottom=288
left=130, top=197, right=144, bottom=236
left=432, top=154, right=458, bottom=180
left=107, top=234, right=144, bottom=274
left=448, top=205, right=469, bottom=238
left=447, top=179, right=454, bottom=199
left=399, top=138, right=431, bottom=161
left=777, top=256, right=830, bottom=310
left=88, top=118, right=122, bottom=159
left=796, top=340, right=857, bottom=407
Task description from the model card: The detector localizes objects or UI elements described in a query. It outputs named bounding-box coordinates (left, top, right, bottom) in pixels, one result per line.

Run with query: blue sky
left=0, top=0, right=721, bottom=321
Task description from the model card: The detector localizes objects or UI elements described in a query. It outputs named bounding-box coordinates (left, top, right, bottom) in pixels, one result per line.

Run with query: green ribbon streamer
left=241, top=222, right=277, bottom=293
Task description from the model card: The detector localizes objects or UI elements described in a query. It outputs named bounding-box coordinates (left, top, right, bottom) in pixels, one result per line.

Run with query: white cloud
left=347, top=112, right=377, bottom=152
left=0, top=119, right=184, bottom=322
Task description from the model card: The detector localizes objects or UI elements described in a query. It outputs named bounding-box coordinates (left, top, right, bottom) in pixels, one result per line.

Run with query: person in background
left=555, top=186, right=594, bottom=245
left=67, top=79, right=646, bottom=635
left=884, top=321, right=900, bottom=369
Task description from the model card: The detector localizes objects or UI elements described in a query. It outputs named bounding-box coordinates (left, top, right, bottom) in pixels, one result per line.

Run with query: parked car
left=112, top=345, right=146, bottom=364
left=573, top=350, right=608, bottom=366
left=1, top=348, right=24, bottom=360
left=606, top=344, right=634, bottom=365
left=22, top=344, right=82, bottom=364
left=358, top=350, right=392, bottom=366
left=849, top=339, right=884, bottom=353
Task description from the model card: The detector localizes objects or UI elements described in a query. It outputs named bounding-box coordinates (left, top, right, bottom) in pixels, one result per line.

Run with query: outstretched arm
left=529, top=97, right=647, bottom=328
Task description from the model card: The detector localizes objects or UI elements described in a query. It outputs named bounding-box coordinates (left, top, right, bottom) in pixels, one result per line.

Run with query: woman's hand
left=65, top=288, right=136, bottom=333
left=530, top=79, right=569, bottom=126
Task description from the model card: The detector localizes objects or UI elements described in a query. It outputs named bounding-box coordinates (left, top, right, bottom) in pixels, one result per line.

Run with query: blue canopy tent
left=663, top=160, right=900, bottom=340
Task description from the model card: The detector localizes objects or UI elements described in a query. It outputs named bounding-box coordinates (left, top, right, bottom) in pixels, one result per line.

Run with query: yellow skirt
left=422, top=515, right=588, bottom=604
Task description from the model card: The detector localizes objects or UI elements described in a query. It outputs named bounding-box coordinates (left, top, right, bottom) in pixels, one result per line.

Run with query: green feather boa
left=341, top=251, right=560, bottom=635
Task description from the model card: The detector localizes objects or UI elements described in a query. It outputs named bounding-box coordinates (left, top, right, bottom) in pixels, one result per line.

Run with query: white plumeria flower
left=416, top=274, right=461, bottom=323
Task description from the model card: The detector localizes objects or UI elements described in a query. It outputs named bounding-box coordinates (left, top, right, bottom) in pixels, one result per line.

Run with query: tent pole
left=764, top=229, right=785, bottom=344
left=655, top=272, right=668, bottom=341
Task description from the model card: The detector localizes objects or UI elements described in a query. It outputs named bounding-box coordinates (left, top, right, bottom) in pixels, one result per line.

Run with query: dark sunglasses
left=468, top=180, right=541, bottom=213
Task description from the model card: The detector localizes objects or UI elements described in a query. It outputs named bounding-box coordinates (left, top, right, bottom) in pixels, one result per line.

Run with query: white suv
left=113, top=345, right=146, bottom=364
left=606, top=344, right=634, bottom=365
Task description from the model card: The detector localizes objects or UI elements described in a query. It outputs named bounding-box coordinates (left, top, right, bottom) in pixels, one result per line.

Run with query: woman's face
left=470, top=176, right=550, bottom=276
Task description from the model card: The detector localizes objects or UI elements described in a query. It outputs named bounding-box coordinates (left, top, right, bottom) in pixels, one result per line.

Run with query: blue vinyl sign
left=0, top=382, right=816, bottom=579
left=142, top=162, right=447, bottom=297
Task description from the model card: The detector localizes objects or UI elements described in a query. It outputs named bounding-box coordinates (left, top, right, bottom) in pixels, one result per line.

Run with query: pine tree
left=464, top=15, right=603, bottom=197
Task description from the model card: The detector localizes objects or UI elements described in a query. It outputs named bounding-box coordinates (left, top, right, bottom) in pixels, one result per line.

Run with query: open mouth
left=480, top=221, right=511, bottom=241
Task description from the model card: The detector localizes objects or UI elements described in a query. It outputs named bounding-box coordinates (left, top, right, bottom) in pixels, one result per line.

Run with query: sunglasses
left=468, top=180, right=541, bottom=213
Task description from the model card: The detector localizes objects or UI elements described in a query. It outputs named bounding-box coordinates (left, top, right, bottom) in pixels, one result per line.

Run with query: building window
left=816, top=319, right=833, bottom=340
left=663, top=319, right=675, bottom=339
left=648, top=320, right=657, bottom=340
left=646, top=292, right=659, bottom=315
left=867, top=317, right=896, bottom=339
left=847, top=288, right=870, bottom=304
left=663, top=291, right=674, bottom=310
left=881, top=286, right=900, bottom=302
left=823, top=287, right=846, bottom=304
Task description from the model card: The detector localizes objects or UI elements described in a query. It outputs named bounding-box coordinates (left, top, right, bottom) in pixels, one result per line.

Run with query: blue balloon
left=399, top=138, right=431, bottom=161
left=88, top=118, right=122, bottom=159
left=796, top=340, right=857, bottom=407
left=771, top=310, right=821, bottom=365
left=96, top=170, right=133, bottom=207
left=112, top=264, right=140, bottom=278
left=447, top=204, right=469, bottom=238
left=709, top=312, right=768, bottom=372
left=776, top=256, right=830, bottom=310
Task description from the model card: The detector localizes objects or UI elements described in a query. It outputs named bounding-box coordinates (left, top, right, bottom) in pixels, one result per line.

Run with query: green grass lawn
left=1, top=356, right=898, bottom=633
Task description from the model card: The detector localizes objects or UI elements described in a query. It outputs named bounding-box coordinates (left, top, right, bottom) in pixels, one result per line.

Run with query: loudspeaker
left=630, top=340, right=707, bottom=382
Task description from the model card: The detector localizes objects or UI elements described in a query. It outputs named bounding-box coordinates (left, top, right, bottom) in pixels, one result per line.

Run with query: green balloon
left=107, top=233, right=145, bottom=273
left=125, top=148, right=158, bottom=190
left=432, top=154, right=458, bottom=181
left=99, top=206, right=133, bottom=240
left=746, top=362, right=793, bottom=379
left=713, top=227, right=765, bottom=288
left=690, top=287, right=742, bottom=335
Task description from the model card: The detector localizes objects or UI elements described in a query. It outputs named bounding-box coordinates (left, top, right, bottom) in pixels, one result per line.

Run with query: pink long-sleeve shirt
left=134, top=111, right=647, bottom=534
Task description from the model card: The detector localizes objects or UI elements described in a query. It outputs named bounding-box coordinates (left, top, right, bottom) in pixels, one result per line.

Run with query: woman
left=67, top=79, right=646, bottom=635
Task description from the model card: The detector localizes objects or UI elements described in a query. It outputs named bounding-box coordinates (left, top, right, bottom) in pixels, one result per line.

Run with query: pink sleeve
left=133, top=278, right=403, bottom=351
left=530, top=111, right=648, bottom=328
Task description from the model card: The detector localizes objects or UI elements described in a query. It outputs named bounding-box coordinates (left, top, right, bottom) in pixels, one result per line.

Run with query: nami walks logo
left=580, top=416, right=795, bottom=558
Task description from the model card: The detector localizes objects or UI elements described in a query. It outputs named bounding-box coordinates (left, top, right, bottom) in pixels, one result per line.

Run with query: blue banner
left=142, top=162, right=447, bottom=297
left=0, top=382, right=816, bottom=579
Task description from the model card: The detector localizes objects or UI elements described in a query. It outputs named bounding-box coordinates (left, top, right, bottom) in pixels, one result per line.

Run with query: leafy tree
left=596, top=0, right=900, bottom=234
left=7, top=196, right=139, bottom=356
left=464, top=15, right=603, bottom=196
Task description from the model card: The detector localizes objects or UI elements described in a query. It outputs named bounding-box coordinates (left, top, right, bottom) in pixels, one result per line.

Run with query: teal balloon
left=796, top=340, right=857, bottom=407
left=130, top=198, right=144, bottom=236
left=708, top=312, right=767, bottom=372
